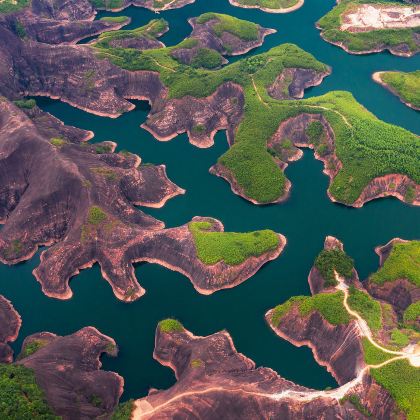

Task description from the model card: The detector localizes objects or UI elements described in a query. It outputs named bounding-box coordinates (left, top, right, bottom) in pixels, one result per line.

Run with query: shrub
left=189, top=221, right=279, bottom=265
left=158, top=319, right=184, bottom=333
left=314, top=248, right=354, bottom=286
left=13, top=99, right=36, bottom=109
left=370, top=241, right=420, bottom=287
left=0, top=364, right=57, bottom=419
left=87, top=206, right=107, bottom=225
left=112, top=400, right=134, bottom=420
left=348, top=286, right=382, bottom=331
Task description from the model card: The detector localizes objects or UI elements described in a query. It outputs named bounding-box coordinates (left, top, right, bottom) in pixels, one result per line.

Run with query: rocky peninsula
left=0, top=99, right=284, bottom=301
left=0, top=295, right=21, bottom=363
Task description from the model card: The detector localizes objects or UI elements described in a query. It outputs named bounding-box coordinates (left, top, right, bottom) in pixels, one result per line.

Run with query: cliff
left=0, top=295, right=21, bottom=363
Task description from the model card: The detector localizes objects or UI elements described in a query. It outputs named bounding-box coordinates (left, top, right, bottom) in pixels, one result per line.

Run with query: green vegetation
left=18, top=340, right=48, bottom=360
left=370, top=241, right=420, bottom=287
left=405, top=185, right=416, bottom=204
left=233, top=0, right=301, bottom=10
left=189, top=221, right=279, bottom=265
left=379, top=71, right=420, bottom=109
left=112, top=399, right=134, bottom=420
left=87, top=206, right=107, bottom=225
left=390, top=329, right=409, bottom=347
left=95, top=144, right=113, bottom=154
left=0, top=364, right=57, bottom=419
left=95, top=19, right=167, bottom=49
left=314, top=248, right=354, bottom=286
left=271, top=292, right=351, bottom=326
left=191, top=48, right=223, bottom=69
left=90, top=166, right=119, bottom=181
left=93, top=15, right=419, bottom=205
left=12, top=20, right=26, bottom=38
left=158, top=319, right=184, bottom=333
left=362, top=338, right=393, bottom=365
left=100, top=16, right=129, bottom=23
left=370, top=359, right=420, bottom=419
left=50, top=138, right=66, bottom=147
left=90, top=0, right=124, bottom=10
left=0, top=0, right=29, bottom=14
left=317, top=0, right=420, bottom=55
left=271, top=296, right=305, bottom=326
left=13, top=99, right=36, bottom=109
left=403, top=301, right=420, bottom=330
left=348, top=286, right=382, bottom=331
left=340, top=394, right=372, bottom=417
left=196, top=13, right=259, bottom=41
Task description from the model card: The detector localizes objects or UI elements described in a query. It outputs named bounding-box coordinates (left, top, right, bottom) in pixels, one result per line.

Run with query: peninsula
left=373, top=70, right=420, bottom=111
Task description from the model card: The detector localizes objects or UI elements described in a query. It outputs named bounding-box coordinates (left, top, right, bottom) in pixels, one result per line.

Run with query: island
left=373, top=70, right=420, bottom=111
left=1, top=236, right=419, bottom=418
left=317, top=0, right=420, bottom=56
left=228, top=0, right=304, bottom=14
left=0, top=9, right=418, bottom=207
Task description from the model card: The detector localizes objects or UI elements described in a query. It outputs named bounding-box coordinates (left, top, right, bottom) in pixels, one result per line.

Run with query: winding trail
left=132, top=273, right=419, bottom=419
left=252, top=76, right=269, bottom=108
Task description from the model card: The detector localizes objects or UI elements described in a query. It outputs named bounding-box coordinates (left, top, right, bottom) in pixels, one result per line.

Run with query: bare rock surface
left=16, top=327, right=123, bottom=419
left=0, top=295, right=21, bottom=363
left=0, top=97, right=284, bottom=301
left=0, top=0, right=130, bottom=44
left=130, top=324, right=393, bottom=419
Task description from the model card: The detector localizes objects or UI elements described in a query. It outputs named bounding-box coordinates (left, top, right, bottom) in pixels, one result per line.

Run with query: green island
left=375, top=70, right=420, bottom=110
left=369, top=241, right=420, bottom=287
left=0, top=364, right=57, bottom=419
left=317, top=0, right=420, bottom=56
left=189, top=221, right=279, bottom=265
left=93, top=14, right=420, bottom=205
left=314, top=248, right=354, bottom=287
left=229, top=0, right=303, bottom=12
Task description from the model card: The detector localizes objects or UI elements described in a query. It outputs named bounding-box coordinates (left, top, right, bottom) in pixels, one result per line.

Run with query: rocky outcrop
left=0, top=295, right=21, bottom=363
left=309, top=236, right=359, bottom=294
left=1, top=0, right=130, bottom=45
left=0, top=96, right=284, bottom=301
left=170, top=16, right=275, bottom=66
left=130, top=323, right=394, bottom=419
left=354, top=173, right=420, bottom=207
left=17, top=327, right=123, bottom=419
left=142, top=82, right=244, bottom=148
left=367, top=238, right=420, bottom=318
left=267, top=305, right=364, bottom=384
left=267, top=67, right=331, bottom=100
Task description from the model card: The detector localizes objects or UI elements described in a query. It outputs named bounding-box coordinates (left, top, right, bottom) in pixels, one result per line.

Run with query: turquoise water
left=1, top=0, right=420, bottom=400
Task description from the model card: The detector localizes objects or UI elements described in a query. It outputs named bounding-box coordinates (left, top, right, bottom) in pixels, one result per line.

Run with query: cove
left=1, top=0, right=419, bottom=401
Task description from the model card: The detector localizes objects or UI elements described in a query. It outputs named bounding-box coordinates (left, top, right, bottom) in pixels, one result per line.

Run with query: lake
left=1, top=0, right=419, bottom=400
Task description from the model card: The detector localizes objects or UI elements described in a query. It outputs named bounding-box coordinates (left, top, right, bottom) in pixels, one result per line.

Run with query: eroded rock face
left=0, top=98, right=284, bottom=301
left=267, top=305, right=364, bottom=384
left=267, top=67, right=331, bottom=100
left=1, top=0, right=130, bottom=45
left=92, top=0, right=196, bottom=12
left=143, top=82, right=245, bottom=148
left=0, top=295, right=21, bottom=363
left=341, top=4, right=420, bottom=32
left=367, top=239, right=420, bottom=318
left=130, top=325, right=388, bottom=419
left=17, top=327, right=123, bottom=419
